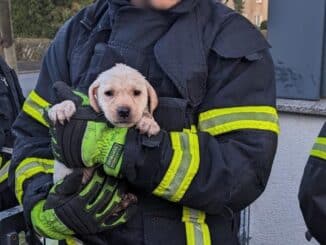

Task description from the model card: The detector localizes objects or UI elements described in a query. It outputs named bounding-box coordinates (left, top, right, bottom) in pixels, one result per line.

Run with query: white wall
left=250, top=113, right=324, bottom=245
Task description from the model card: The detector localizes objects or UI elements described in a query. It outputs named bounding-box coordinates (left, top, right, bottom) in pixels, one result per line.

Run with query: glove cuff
left=31, top=200, right=74, bottom=240
left=101, top=126, right=128, bottom=177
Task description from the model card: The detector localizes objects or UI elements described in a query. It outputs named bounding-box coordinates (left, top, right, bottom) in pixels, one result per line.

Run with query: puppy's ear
left=88, top=80, right=101, bottom=113
left=146, top=82, right=158, bottom=114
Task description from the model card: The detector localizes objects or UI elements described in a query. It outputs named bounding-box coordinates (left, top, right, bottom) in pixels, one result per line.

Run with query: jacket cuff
left=122, top=128, right=173, bottom=193
left=22, top=174, right=53, bottom=228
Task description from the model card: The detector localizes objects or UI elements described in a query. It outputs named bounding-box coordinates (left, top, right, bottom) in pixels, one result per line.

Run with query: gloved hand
left=50, top=119, right=128, bottom=177
left=44, top=83, right=129, bottom=177
left=31, top=168, right=137, bottom=240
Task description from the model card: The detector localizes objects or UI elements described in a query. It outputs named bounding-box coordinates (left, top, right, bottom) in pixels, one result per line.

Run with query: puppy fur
left=49, top=64, right=160, bottom=184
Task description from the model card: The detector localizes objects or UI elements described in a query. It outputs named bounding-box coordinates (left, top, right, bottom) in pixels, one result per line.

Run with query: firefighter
left=299, top=123, right=326, bottom=244
left=9, top=0, right=279, bottom=244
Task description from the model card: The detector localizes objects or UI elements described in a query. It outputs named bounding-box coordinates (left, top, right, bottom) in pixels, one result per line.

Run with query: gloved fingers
left=91, top=177, right=119, bottom=213
left=55, top=201, right=91, bottom=235
left=55, top=169, right=84, bottom=195
left=101, top=181, right=134, bottom=215
left=79, top=169, right=105, bottom=202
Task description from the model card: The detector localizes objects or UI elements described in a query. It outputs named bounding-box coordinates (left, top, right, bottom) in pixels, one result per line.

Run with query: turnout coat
left=9, top=0, right=279, bottom=244
left=299, top=123, right=326, bottom=244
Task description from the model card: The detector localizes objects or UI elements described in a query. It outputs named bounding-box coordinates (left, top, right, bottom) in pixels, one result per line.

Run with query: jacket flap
left=154, top=13, right=207, bottom=107
left=212, top=14, right=270, bottom=59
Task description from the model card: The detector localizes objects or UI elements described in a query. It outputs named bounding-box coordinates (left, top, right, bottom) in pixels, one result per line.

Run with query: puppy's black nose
left=117, top=107, right=130, bottom=119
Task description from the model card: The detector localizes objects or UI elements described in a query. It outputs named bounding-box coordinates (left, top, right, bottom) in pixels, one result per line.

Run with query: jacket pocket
left=143, top=213, right=186, bottom=245
left=153, top=97, right=191, bottom=132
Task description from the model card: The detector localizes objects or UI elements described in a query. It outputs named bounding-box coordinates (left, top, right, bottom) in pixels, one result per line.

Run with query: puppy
left=48, top=64, right=161, bottom=209
left=49, top=64, right=160, bottom=136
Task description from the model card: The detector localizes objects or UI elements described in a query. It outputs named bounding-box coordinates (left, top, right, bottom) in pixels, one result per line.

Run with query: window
left=268, top=0, right=326, bottom=100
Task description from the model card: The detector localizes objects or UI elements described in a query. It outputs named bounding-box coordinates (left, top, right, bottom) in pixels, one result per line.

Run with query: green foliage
left=260, top=20, right=268, bottom=30
left=233, top=0, right=244, bottom=14
left=12, top=0, right=93, bottom=38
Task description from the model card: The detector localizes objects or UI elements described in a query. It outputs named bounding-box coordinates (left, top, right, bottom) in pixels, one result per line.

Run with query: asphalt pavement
left=18, top=72, right=39, bottom=96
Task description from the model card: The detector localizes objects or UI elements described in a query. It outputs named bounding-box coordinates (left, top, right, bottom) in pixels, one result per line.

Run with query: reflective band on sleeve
left=182, top=207, right=211, bottom=245
left=15, top=157, right=54, bottom=204
left=66, top=237, right=83, bottom=245
left=22, top=90, right=51, bottom=127
left=0, top=160, right=10, bottom=184
left=153, top=127, right=200, bottom=202
left=311, top=137, right=326, bottom=160
left=198, top=106, right=279, bottom=136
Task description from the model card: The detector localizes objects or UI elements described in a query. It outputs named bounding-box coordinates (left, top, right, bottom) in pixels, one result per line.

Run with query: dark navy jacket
left=299, top=123, right=326, bottom=245
left=9, top=0, right=279, bottom=244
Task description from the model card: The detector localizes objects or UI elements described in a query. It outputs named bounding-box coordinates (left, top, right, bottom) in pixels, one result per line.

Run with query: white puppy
left=48, top=64, right=160, bottom=184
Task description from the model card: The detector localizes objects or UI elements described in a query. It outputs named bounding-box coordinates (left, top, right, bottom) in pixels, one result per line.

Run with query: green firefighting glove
left=31, top=168, right=137, bottom=239
left=45, top=82, right=129, bottom=177
left=50, top=119, right=128, bottom=178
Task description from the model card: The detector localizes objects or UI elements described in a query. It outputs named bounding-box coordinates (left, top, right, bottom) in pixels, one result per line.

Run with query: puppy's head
left=88, top=64, right=158, bottom=128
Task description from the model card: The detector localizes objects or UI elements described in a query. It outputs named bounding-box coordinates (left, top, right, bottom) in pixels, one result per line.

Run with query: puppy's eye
left=105, top=90, right=114, bottom=96
left=133, top=90, right=141, bottom=96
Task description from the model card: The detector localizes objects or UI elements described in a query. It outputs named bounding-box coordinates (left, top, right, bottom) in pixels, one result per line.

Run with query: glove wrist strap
left=31, top=200, right=74, bottom=240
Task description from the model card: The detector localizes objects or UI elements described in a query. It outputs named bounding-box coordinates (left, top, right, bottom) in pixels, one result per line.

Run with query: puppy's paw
left=111, top=193, right=138, bottom=216
left=136, top=115, right=160, bottom=137
left=48, top=100, right=76, bottom=125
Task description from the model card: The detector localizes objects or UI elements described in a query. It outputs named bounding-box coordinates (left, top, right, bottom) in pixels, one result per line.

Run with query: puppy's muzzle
left=117, top=106, right=131, bottom=120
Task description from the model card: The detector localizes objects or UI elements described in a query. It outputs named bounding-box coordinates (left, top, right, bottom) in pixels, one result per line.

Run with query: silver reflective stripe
left=0, top=147, right=13, bottom=154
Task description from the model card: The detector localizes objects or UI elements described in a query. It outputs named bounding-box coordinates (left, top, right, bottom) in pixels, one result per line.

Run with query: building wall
left=249, top=112, right=322, bottom=245
left=225, top=0, right=269, bottom=26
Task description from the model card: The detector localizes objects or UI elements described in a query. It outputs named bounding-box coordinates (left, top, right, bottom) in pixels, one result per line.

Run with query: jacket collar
left=169, top=0, right=200, bottom=14
left=110, top=0, right=199, bottom=13
left=92, top=0, right=207, bottom=106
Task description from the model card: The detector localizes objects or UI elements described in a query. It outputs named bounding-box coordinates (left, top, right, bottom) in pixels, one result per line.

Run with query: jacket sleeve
left=122, top=17, right=278, bottom=215
left=8, top=19, right=74, bottom=223
left=299, top=123, right=326, bottom=244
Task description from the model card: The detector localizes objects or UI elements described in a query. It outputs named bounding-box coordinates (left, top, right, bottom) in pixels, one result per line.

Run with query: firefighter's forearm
left=123, top=128, right=277, bottom=214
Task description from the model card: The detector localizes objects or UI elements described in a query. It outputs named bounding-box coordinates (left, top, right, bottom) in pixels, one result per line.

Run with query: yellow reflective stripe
left=182, top=207, right=211, bottom=245
left=15, top=157, right=54, bottom=204
left=311, top=137, right=326, bottom=160
left=200, top=106, right=277, bottom=120
left=153, top=133, right=183, bottom=199
left=23, top=103, right=49, bottom=127
left=198, top=106, right=279, bottom=136
left=0, top=160, right=10, bottom=183
left=29, top=90, right=50, bottom=108
left=22, top=90, right=51, bottom=127
left=185, top=222, right=196, bottom=245
left=66, top=237, right=82, bottom=245
left=153, top=129, right=200, bottom=202
left=315, top=137, right=326, bottom=145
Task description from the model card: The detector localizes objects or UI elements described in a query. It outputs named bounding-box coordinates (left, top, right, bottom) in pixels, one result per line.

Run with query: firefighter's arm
left=8, top=18, right=73, bottom=224
left=299, top=123, right=326, bottom=244
left=122, top=48, right=278, bottom=215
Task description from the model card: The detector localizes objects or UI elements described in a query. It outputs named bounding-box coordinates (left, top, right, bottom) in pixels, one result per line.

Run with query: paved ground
left=17, top=61, right=41, bottom=73
left=18, top=72, right=39, bottom=96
